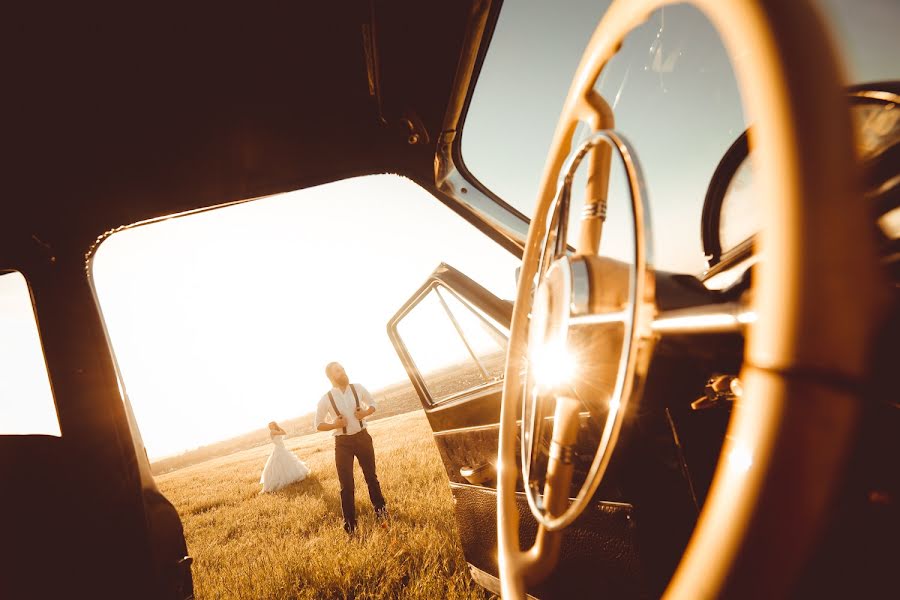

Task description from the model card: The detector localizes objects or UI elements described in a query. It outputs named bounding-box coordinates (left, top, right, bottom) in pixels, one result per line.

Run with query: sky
left=0, top=272, right=60, bottom=437
left=2, top=0, right=897, bottom=458
left=91, top=176, right=519, bottom=458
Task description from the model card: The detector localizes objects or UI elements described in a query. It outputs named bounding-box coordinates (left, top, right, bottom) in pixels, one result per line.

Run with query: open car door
left=388, top=264, right=649, bottom=599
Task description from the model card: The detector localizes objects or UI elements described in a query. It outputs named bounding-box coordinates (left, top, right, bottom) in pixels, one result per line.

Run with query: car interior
left=2, top=1, right=897, bottom=599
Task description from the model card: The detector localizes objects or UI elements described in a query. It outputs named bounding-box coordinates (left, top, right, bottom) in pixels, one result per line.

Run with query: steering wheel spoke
left=568, top=310, right=630, bottom=327
left=651, top=300, right=756, bottom=335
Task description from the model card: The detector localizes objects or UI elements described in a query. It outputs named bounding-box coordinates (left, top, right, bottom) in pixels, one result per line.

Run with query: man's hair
left=325, top=361, right=340, bottom=379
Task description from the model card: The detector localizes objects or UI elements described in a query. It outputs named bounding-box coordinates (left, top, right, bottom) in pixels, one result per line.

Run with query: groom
left=315, top=362, right=388, bottom=533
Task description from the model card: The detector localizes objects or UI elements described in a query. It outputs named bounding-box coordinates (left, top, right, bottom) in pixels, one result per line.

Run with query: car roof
left=4, top=1, right=476, bottom=255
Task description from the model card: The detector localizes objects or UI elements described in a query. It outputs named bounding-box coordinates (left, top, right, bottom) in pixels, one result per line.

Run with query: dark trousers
left=334, top=428, right=386, bottom=531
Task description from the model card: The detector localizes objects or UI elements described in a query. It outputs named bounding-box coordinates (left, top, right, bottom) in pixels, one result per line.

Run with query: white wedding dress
left=260, top=434, right=310, bottom=493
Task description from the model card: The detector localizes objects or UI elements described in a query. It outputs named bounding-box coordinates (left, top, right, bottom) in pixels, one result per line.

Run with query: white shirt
left=315, top=383, right=377, bottom=436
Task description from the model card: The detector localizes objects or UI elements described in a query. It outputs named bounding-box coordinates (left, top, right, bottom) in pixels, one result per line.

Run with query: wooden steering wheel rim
left=496, top=0, right=885, bottom=598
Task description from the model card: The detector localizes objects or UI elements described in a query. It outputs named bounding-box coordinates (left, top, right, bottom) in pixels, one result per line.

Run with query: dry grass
left=157, top=411, right=488, bottom=600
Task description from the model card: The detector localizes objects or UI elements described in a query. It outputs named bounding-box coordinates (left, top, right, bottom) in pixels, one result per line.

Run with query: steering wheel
left=496, top=0, right=887, bottom=598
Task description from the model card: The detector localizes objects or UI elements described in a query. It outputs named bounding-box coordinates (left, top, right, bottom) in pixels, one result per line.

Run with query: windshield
left=462, top=0, right=900, bottom=275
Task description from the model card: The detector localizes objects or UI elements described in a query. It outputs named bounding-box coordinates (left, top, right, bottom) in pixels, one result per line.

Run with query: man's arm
left=315, top=395, right=348, bottom=431
left=354, top=385, right=377, bottom=419
left=317, top=418, right=347, bottom=432
left=354, top=406, right=375, bottom=419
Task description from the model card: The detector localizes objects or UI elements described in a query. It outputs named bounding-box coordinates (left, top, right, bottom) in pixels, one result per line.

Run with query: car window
left=461, top=0, right=900, bottom=276
left=394, top=284, right=507, bottom=405
left=0, top=271, right=61, bottom=436
left=91, top=174, right=519, bottom=459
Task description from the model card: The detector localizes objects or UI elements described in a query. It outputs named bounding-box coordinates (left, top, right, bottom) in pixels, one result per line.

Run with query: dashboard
left=700, top=81, right=900, bottom=290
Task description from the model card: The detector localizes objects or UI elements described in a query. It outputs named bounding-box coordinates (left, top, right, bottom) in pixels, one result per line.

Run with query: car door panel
left=451, top=484, right=645, bottom=600
left=389, top=264, right=655, bottom=598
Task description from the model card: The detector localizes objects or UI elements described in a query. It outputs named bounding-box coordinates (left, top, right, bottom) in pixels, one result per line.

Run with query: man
left=315, top=362, right=388, bottom=533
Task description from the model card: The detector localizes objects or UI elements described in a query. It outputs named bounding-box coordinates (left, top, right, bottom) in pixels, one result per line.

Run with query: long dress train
left=260, top=434, right=310, bottom=493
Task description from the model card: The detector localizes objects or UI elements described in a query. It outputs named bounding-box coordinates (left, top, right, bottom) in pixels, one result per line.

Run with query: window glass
left=92, top=175, right=518, bottom=459
left=396, top=285, right=507, bottom=404
left=0, top=271, right=61, bottom=436
left=462, top=0, right=900, bottom=275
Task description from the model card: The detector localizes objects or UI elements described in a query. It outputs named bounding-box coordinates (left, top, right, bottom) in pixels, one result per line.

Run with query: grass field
left=156, top=410, right=489, bottom=600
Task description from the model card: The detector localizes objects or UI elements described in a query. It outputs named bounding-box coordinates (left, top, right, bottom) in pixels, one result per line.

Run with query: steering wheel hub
left=528, top=257, right=573, bottom=367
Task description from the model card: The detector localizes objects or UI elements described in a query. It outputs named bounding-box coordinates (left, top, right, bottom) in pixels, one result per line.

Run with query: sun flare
left=529, top=345, right=578, bottom=391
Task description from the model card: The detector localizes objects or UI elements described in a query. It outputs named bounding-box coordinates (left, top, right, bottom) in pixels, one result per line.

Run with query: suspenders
left=327, top=384, right=365, bottom=435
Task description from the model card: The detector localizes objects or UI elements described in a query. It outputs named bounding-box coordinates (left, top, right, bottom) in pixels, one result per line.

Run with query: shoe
left=343, top=521, right=357, bottom=535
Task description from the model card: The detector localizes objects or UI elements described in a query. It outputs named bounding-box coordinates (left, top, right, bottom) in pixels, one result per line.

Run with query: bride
left=260, top=421, right=310, bottom=493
